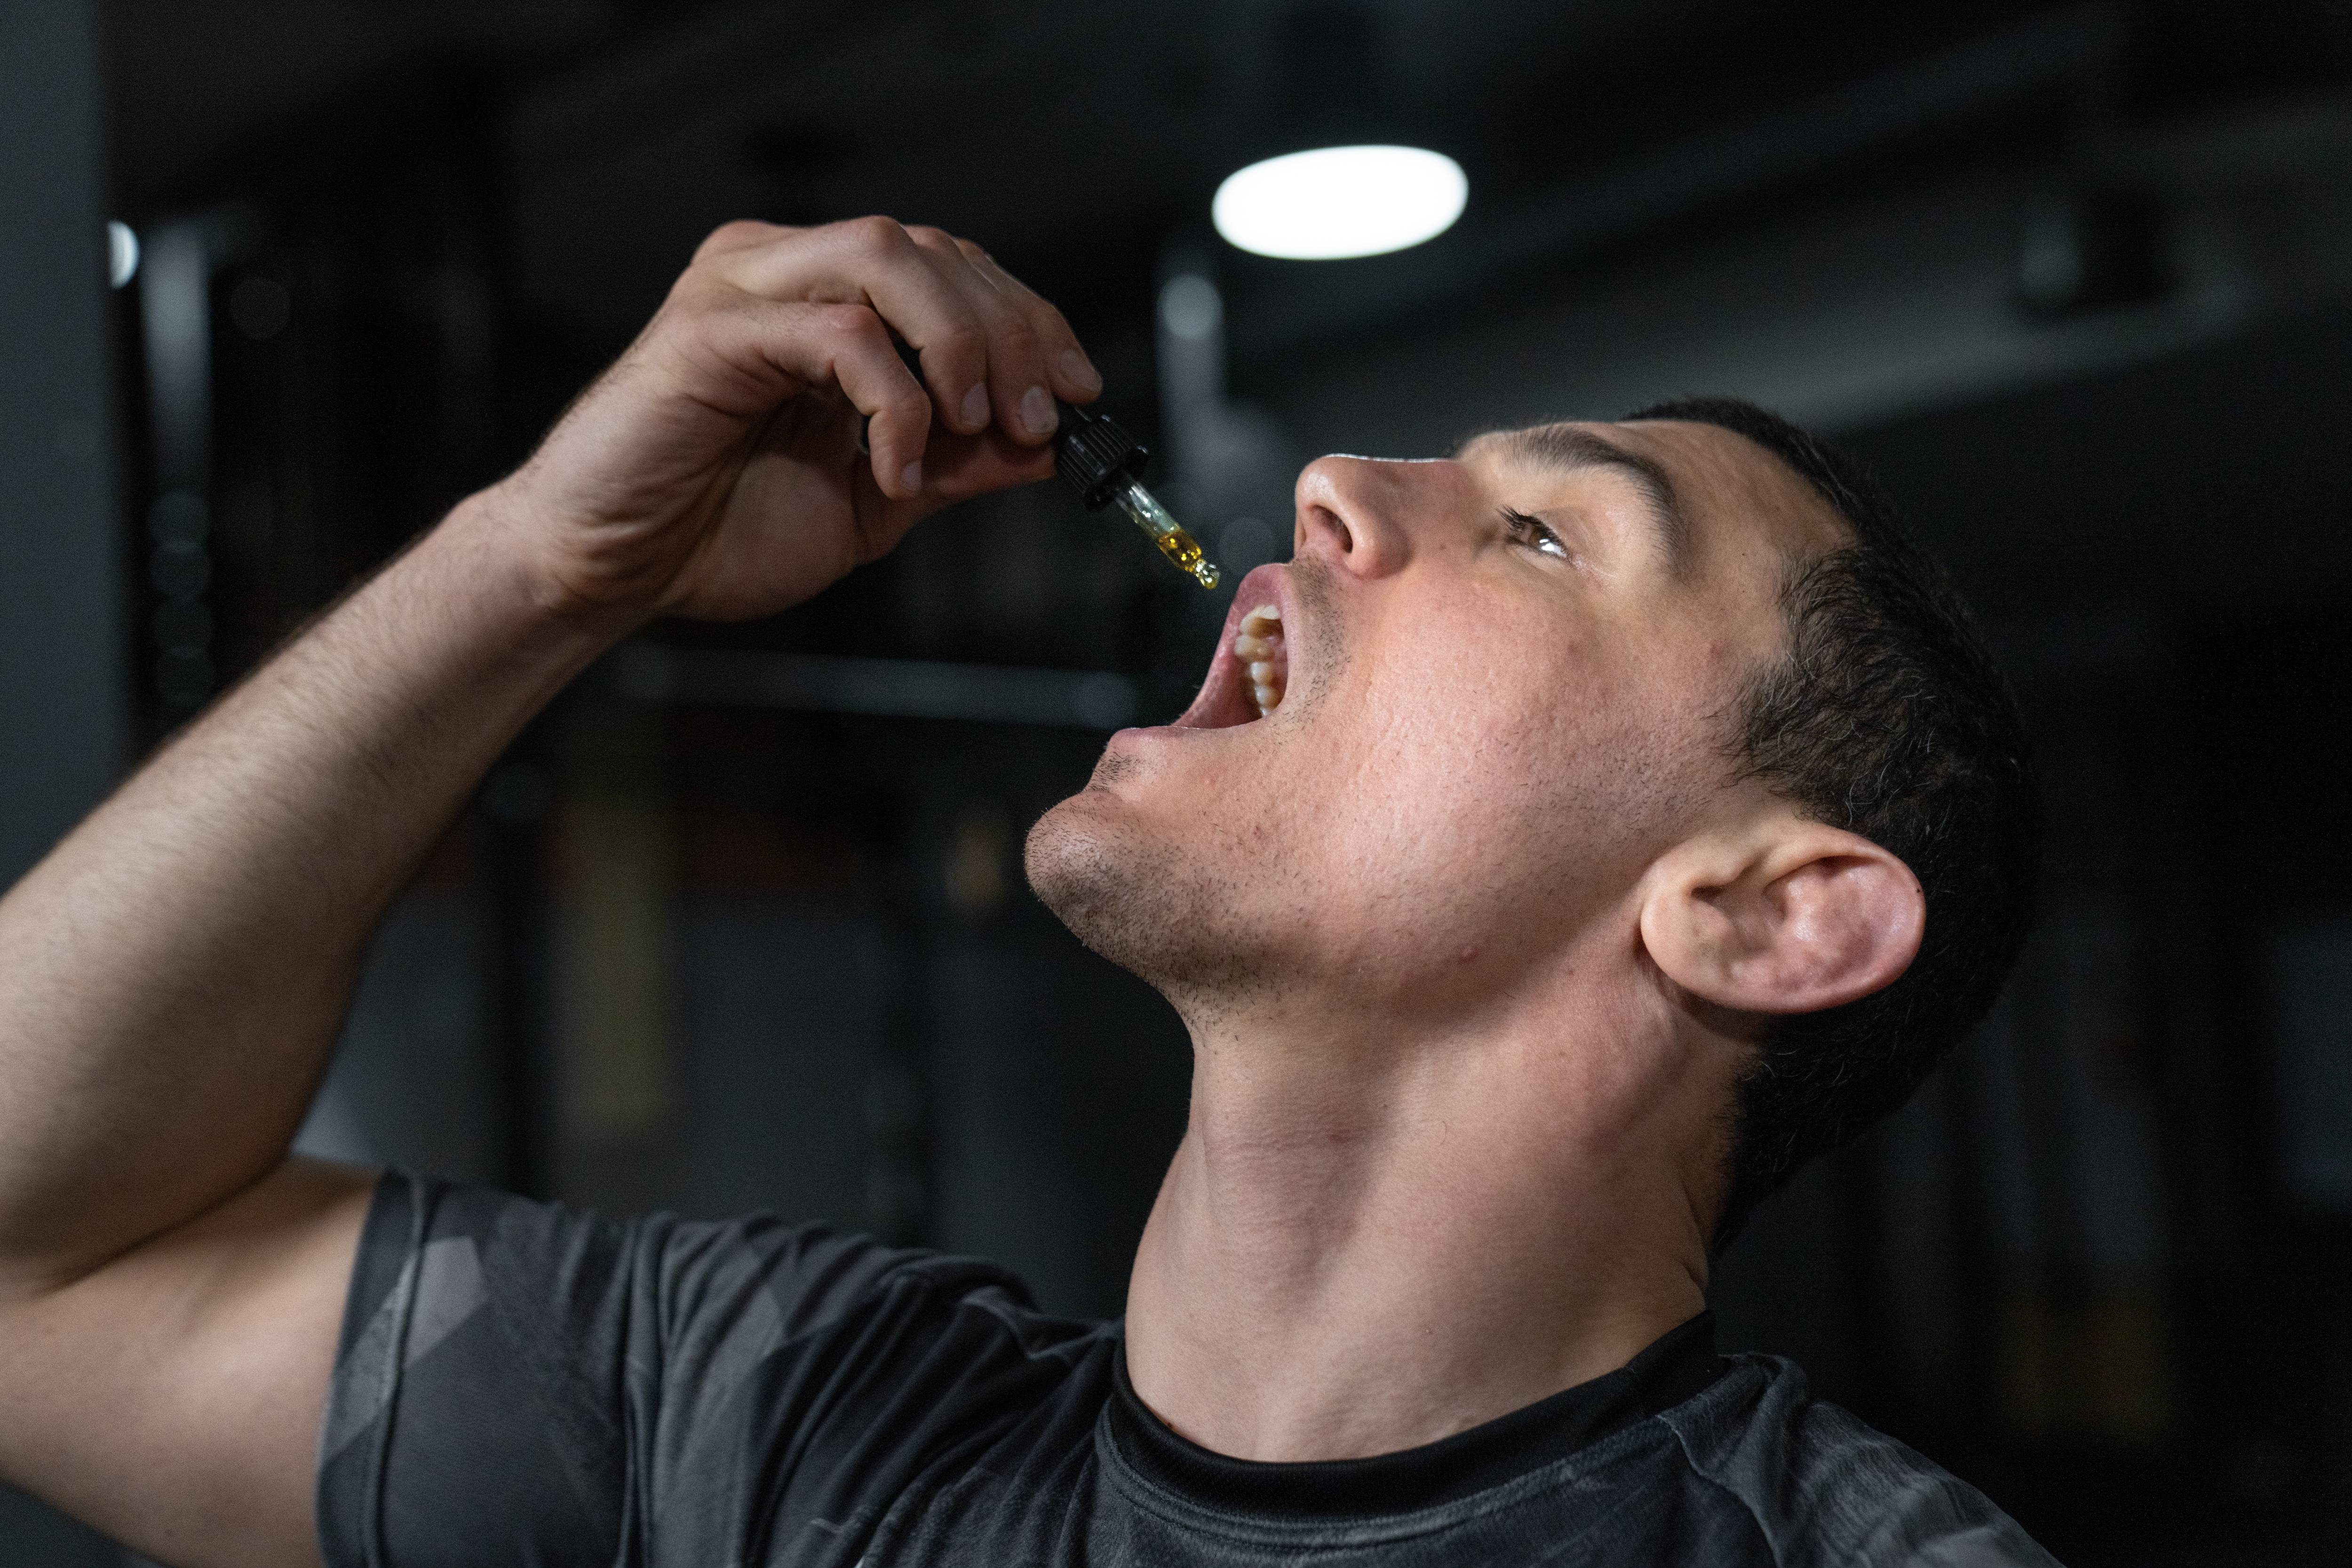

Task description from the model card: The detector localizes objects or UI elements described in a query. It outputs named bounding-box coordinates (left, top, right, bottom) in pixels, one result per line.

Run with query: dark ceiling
left=101, top=0, right=2352, bottom=365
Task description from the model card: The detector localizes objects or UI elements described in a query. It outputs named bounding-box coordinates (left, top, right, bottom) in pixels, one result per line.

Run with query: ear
left=1638, top=815, right=1924, bottom=1016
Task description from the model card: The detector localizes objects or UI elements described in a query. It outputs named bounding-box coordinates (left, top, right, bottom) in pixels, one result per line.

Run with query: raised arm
left=0, top=218, right=1097, bottom=1568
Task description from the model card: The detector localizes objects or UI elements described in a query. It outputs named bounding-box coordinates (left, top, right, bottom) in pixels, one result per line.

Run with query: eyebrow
left=1472, top=424, right=1693, bottom=576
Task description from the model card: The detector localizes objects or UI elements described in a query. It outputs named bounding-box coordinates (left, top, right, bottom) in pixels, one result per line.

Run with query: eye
left=1501, top=507, right=1571, bottom=561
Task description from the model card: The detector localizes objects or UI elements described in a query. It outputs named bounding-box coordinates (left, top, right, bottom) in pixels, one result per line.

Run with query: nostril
left=1294, top=456, right=1406, bottom=576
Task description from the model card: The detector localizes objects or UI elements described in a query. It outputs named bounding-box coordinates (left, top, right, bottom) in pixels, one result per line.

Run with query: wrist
left=357, top=490, right=647, bottom=736
left=432, top=481, right=660, bottom=649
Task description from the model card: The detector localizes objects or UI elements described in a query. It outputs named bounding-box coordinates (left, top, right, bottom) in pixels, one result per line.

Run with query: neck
left=1121, top=982, right=1724, bottom=1463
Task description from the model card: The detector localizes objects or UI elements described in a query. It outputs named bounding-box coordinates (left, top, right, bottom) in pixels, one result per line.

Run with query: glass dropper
left=1052, top=400, right=1221, bottom=589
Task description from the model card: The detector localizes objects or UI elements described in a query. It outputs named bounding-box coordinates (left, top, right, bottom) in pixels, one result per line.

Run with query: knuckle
left=993, top=316, right=1041, bottom=361
left=875, top=382, right=930, bottom=431
left=819, top=301, right=877, bottom=334
left=904, top=224, right=955, bottom=252
left=1022, top=299, right=1069, bottom=340
left=838, top=214, right=908, bottom=255
left=695, top=218, right=775, bottom=257
left=662, top=271, right=734, bottom=322
left=938, top=318, right=989, bottom=360
left=816, top=302, right=883, bottom=350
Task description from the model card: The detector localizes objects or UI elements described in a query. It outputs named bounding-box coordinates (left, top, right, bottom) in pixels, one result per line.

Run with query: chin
left=1025, top=791, right=1176, bottom=973
left=1024, top=790, right=1252, bottom=996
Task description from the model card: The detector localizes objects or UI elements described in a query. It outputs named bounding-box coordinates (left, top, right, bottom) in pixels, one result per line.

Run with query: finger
left=654, top=284, right=928, bottom=492
left=710, top=216, right=996, bottom=439
left=849, top=423, right=1061, bottom=562
left=959, top=241, right=1102, bottom=405
left=897, top=234, right=1014, bottom=438
left=815, top=305, right=935, bottom=499
left=697, top=299, right=933, bottom=500
left=907, top=227, right=1059, bottom=445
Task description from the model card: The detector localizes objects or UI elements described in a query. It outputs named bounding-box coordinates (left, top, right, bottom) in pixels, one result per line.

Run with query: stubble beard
left=1026, top=792, right=1190, bottom=988
left=1024, top=762, right=1266, bottom=1006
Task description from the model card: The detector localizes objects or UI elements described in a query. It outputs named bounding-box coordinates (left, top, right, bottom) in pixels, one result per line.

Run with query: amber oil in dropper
left=1111, top=477, right=1220, bottom=589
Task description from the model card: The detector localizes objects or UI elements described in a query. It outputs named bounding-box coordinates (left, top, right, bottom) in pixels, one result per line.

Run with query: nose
left=1291, top=455, right=1434, bottom=579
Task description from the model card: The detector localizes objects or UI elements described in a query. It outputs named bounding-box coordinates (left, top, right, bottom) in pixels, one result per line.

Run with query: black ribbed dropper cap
left=1052, top=400, right=1151, bottom=511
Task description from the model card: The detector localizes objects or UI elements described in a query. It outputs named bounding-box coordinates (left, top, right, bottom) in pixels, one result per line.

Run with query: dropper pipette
left=1051, top=400, right=1221, bottom=589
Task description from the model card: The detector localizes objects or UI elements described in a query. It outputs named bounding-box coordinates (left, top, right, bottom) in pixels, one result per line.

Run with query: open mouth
left=1172, top=563, right=1292, bottom=731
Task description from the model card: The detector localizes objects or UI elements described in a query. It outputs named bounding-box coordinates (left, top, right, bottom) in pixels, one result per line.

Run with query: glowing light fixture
left=1212, top=145, right=1466, bottom=261
left=107, top=221, right=139, bottom=288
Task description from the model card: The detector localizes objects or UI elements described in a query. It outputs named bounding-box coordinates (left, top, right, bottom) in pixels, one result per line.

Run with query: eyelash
left=1501, top=507, right=1571, bottom=561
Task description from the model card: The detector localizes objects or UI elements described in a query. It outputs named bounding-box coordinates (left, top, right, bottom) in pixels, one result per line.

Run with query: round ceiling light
left=1212, top=145, right=1467, bottom=261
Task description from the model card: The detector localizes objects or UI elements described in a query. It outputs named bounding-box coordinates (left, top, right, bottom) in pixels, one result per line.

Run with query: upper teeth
left=1233, top=604, right=1284, bottom=717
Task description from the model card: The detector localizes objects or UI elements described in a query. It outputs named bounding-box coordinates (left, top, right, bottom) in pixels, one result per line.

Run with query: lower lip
left=1111, top=720, right=1241, bottom=744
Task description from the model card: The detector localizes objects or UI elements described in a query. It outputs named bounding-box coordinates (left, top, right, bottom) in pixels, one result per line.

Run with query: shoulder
left=1654, top=1354, right=2062, bottom=1568
left=351, top=1169, right=1046, bottom=1350
left=325, top=1173, right=1114, bottom=1568
left=344, top=1172, right=1096, bottom=1419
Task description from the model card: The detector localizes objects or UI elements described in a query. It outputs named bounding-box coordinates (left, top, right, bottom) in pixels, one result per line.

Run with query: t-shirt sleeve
left=315, top=1169, right=945, bottom=1568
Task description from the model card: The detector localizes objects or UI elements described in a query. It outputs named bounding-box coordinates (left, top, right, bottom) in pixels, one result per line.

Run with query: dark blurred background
left=5, top=1, right=2352, bottom=1562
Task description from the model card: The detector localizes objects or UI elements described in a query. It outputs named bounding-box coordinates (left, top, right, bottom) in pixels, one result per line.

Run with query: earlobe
left=1641, top=821, right=1924, bottom=1018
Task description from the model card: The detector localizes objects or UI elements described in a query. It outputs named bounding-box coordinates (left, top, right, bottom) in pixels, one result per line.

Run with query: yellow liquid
left=1114, top=479, right=1223, bottom=589
left=1156, top=527, right=1221, bottom=589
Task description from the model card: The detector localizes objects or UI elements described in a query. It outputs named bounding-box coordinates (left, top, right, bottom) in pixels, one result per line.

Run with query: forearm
left=0, top=489, right=624, bottom=1291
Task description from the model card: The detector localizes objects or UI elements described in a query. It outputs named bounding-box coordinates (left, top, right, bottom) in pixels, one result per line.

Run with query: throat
left=1121, top=1030, right=1713, bottom=1465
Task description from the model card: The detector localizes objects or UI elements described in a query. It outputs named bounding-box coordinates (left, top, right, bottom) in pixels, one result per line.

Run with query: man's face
left=1025, top=420, right=1850, bottom=1021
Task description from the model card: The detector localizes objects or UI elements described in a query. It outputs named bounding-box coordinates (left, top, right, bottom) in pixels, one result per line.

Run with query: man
left=0, top=217, right=2045, bottom=1567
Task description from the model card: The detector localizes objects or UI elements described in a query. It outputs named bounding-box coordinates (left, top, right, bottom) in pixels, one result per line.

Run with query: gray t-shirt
left=318, top=1171, right=2058, bottom=1567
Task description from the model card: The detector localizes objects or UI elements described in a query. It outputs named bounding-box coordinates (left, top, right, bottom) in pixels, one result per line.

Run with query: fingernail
left=1022, top=385, right=1057, bottom=437
left=1059, top=350, right=1101, bottom=393
left=960, top=385, right=990, bottom=429
left=899, top=461, right=923, bottom=493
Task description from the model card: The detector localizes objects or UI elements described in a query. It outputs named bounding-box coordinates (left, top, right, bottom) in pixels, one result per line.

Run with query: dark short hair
left=1623, top=396, right=2039, bottom=1248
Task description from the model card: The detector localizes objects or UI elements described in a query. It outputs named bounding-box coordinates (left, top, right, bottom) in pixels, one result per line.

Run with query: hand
left=482, top=216, right=1102, bottom=624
